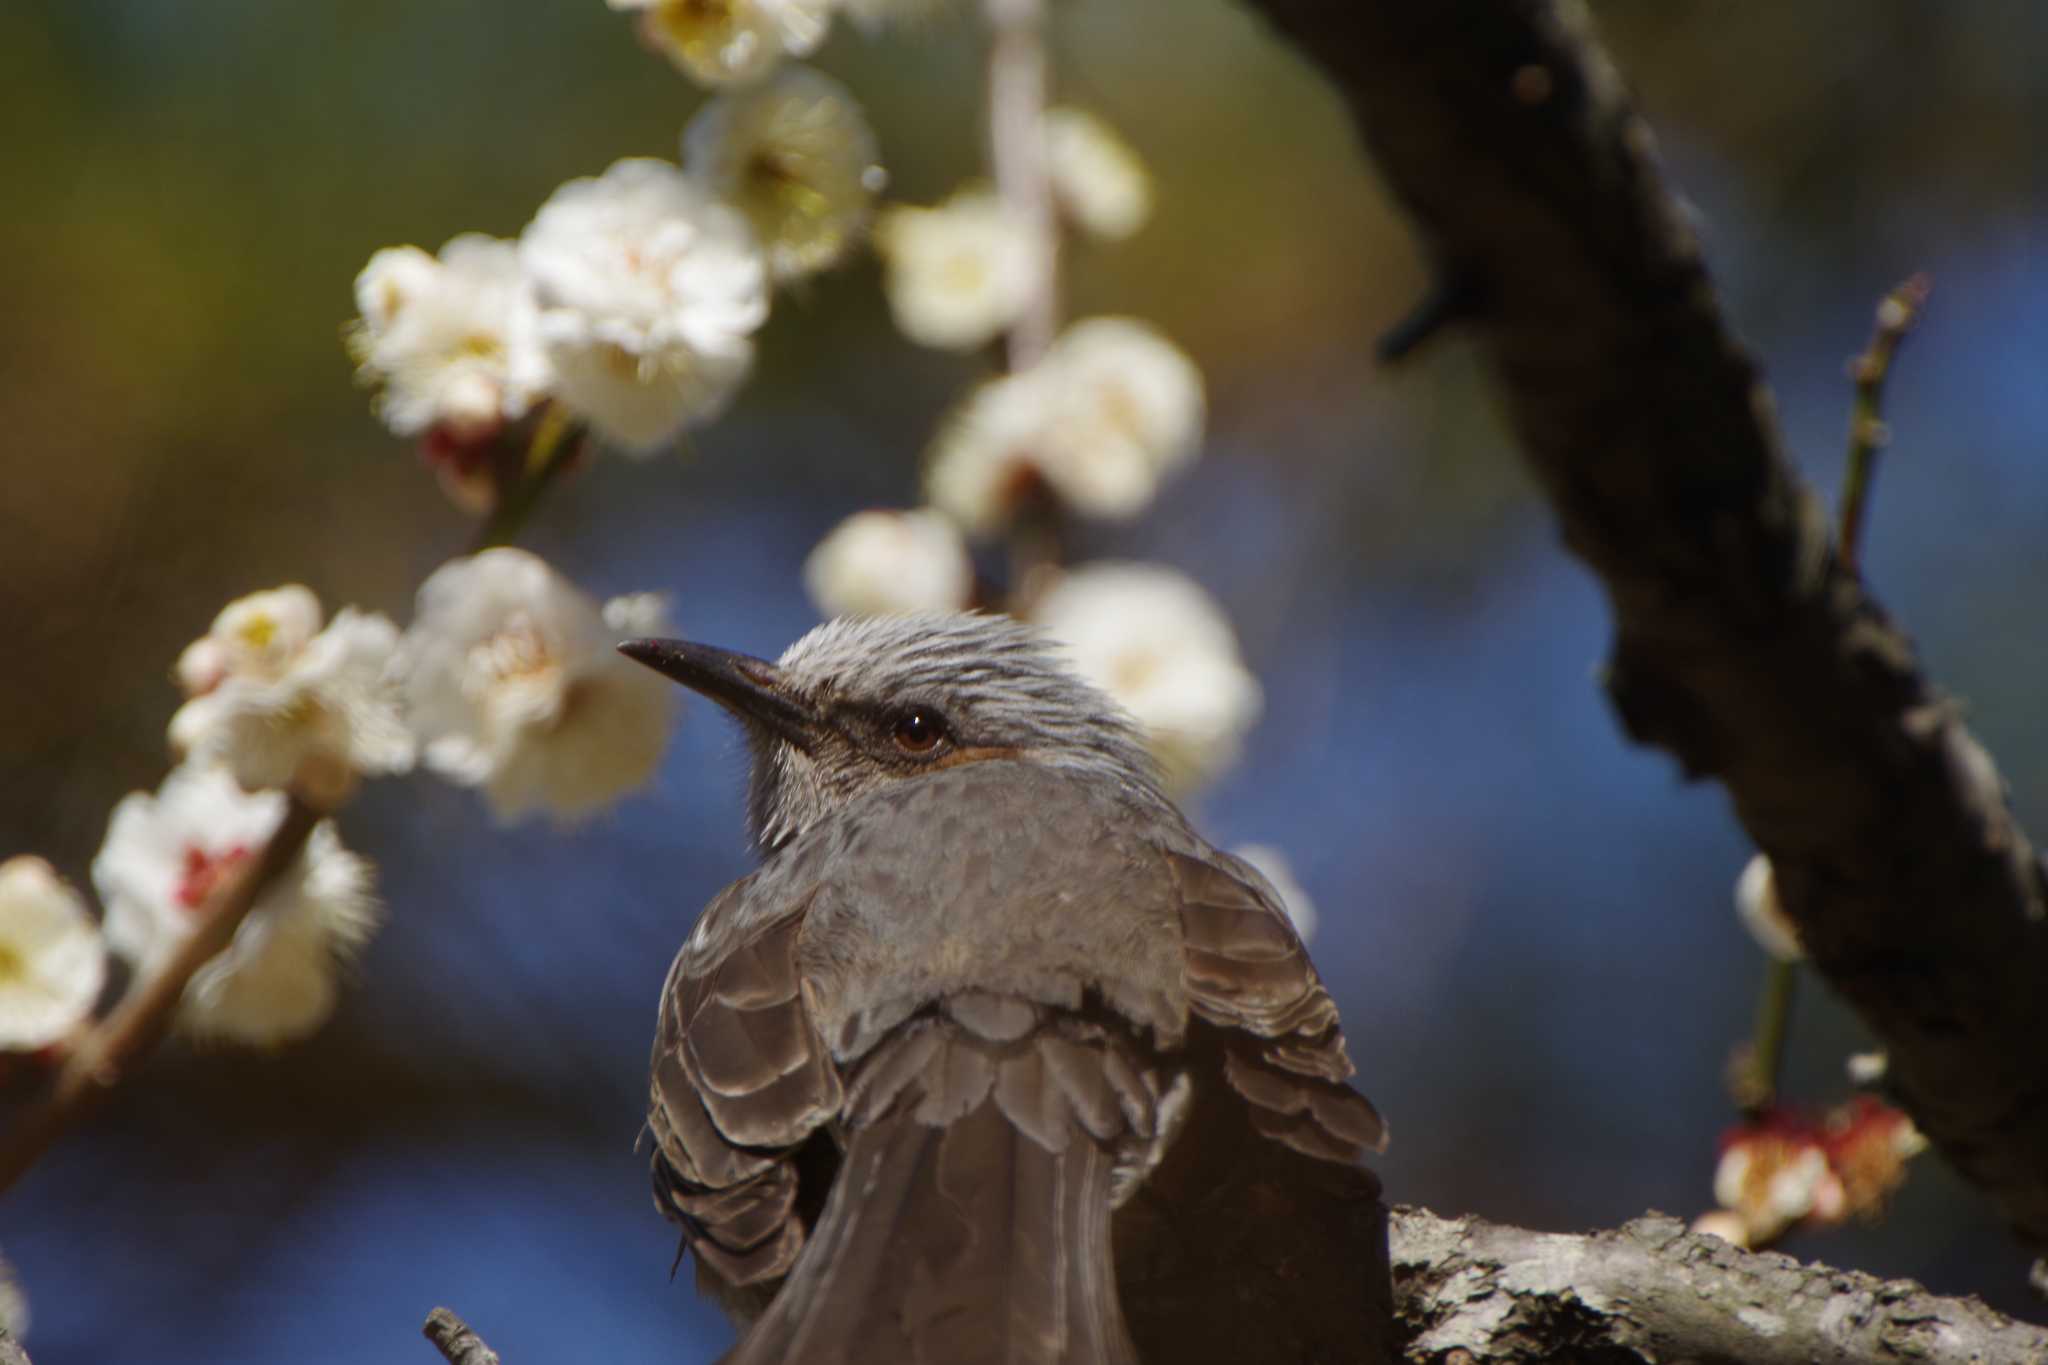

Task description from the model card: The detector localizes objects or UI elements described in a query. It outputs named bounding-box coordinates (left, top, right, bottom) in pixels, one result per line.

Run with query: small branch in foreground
left=1391, top=1207, right=2048, bottom=1364
left=1837, top=273, right=1932, bottom=574
left=0, top=796, right=323, bottom=1196
left=424, top=1308, right=502, bottom=1365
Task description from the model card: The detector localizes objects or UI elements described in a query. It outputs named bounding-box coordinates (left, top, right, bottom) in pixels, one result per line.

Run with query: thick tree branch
left=1240, top=0, right=2048, bottom=1246
left=419, top=1210, right=2047, bottom=1364
left=1391, top=1208, right=2048, bottom=1363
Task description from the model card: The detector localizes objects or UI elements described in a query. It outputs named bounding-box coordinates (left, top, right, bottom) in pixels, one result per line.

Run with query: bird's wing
left=1165, top=847, right=1388, bottom=1161
left=649, top=876, right=844, bottom=1288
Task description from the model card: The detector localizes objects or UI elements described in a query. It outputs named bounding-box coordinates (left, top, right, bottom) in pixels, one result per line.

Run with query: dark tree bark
left=1238, top=0, right=2048, bottom=1249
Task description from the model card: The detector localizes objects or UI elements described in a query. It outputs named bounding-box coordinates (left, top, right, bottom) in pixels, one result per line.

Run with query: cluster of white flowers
left=94, top=767, right=378, bottom=1046
left=7, top=548, right=679, bottom=1053
left=351, top=64, right=879, bottom=471
left=350, top=236, right=553, bottom=446
left=520, top=159, right=770, bottom=454
left=171, top=585, right=413, bottom=803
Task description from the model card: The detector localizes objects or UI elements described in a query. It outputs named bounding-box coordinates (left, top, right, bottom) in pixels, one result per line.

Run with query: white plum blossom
left=1029, top=562, right=1262, bottom=794
left=611, top=0, right=832, bottom=87
left=924, top=317, right=1204, bottom=530
left=400, top=549, right=678, bottom=823
left=923, top=369, right=1057, bottom=534
left=169, top=586, right=413, bottom=798
left=91, top=765, right=380, bottom=1046
left=1034, top=317, right=1204, bottom=516
left=803, top=508, right=974, bottom=618
left=0, top=857, right=106, bottom=1051
left=1231, top=844, right=1319, bottom=944
left=521, top=159, right=769, bottom=454
left=174, top=585, right=323, bottom=693
left=684, top=65, right=885, bottom=282
left=348, top=235, right=552, bottom=441
left=1044, top=107, right=1152, bottom=241
left=874, top=189, right=1042, bottom=351
left=1736, top=853, right=1803, bottom=962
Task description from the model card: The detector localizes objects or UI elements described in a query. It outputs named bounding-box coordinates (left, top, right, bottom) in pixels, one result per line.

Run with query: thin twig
left=1732, top=958, right=1798, bottom=1113
left=1836, top=272, right=1932, bottom=573
left=985, top=0, right=1058, bottom=372
left=0, top=796, right=324, bottom=1195
left=424, top=1308, right=502, bottom=1365
left=471, top=403, right=583, bottom=554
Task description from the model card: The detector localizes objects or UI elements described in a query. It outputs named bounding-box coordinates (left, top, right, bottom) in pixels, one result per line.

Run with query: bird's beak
left=617, top=638, right=818, bottom=749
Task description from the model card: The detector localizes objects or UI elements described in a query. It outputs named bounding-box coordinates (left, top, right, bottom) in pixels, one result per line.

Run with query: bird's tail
left=722, top=1008, right=1150, bottom=1365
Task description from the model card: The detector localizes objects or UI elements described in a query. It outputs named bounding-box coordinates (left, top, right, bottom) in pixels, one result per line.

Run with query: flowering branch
left=1241, top=0, right=2048, bottom=1250
left=984, top=0, right=1059, bottom=372
left=0, top=795, right=321, bottom=1196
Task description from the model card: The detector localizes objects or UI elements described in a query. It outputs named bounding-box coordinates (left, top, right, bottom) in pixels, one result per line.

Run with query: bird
left=619, top=613, right=1393, bottom=1365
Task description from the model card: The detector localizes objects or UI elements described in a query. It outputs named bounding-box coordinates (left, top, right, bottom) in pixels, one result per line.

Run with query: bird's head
left=620, top=612, right=1160, bottom=852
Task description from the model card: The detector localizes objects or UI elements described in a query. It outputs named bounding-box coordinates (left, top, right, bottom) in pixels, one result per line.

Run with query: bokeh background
left=4, top=0, right=2046, bottom=1360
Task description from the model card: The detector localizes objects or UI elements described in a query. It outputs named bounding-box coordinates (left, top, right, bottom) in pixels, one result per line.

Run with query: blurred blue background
left=3, top=0, right=2046, bottom=1360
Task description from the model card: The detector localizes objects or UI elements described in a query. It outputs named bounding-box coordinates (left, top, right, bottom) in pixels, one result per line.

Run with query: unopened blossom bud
left=1043, top=107, right=1152, bottom=241
left=1736, top=853, right=1803, bottom=962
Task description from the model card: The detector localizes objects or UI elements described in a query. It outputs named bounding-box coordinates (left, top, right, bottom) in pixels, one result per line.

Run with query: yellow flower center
left=0, top=942, right=24, bottom=984
left=476, top=615, right=555, bottom=683
left=941, top=251, right=990, bottom=296
left=237, top=613, right=278, bottom=651
left=452, top=331, right=504, bottom=361
left=649, top=0, right=754, bottom=77
left=1111, top=648, right=1159, bottom=696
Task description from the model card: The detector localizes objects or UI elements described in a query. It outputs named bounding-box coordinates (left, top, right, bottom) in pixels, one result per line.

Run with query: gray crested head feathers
left=620, top=611, right=1165, bottom=852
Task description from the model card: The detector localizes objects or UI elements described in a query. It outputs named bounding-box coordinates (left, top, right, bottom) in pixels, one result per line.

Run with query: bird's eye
left=890, top=709, right=947, bottom=755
